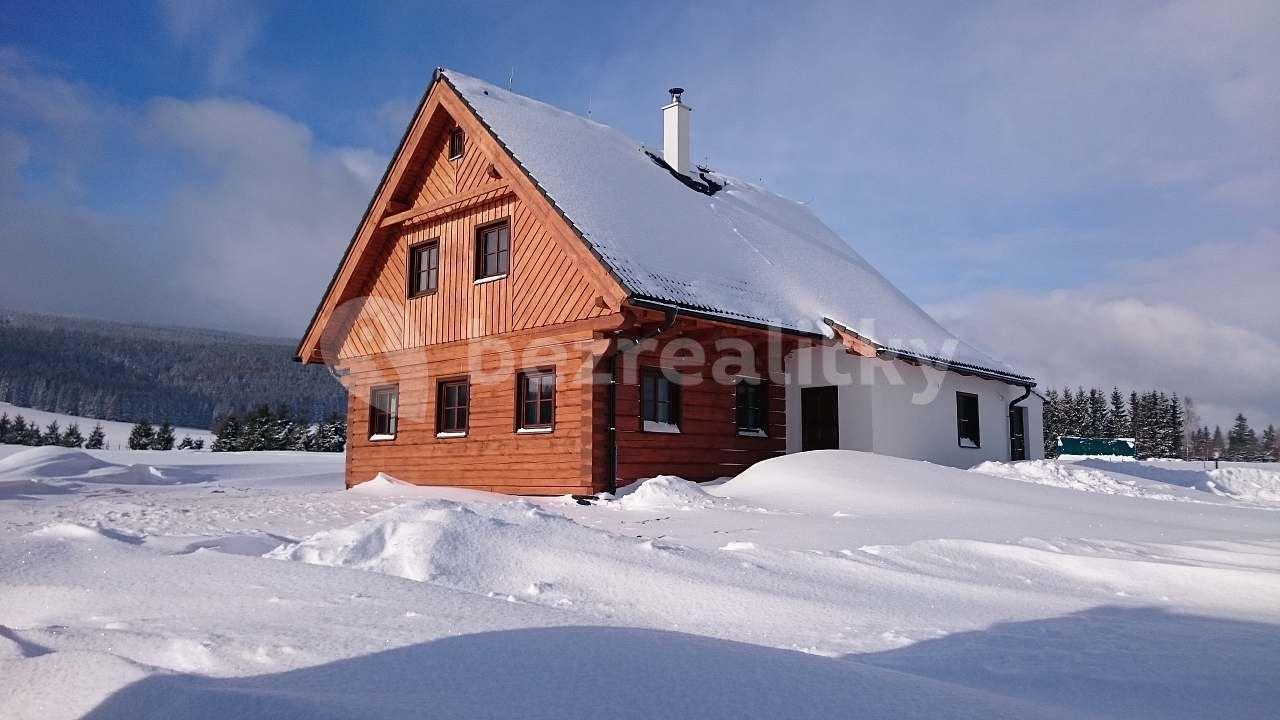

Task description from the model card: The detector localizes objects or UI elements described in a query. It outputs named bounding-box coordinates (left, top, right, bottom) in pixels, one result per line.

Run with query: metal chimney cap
left=668, top=87, right=685, bottom=102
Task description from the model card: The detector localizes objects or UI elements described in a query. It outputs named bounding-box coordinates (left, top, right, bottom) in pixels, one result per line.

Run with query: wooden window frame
left=735, top=377, right=768, bottom=436
left=448, top=128, right=465, bottom=161
left=474, top=218, right=511, bottom=281
left=956, top=391, right=981, bottom=449
left=641, top=368, right=681, bottom=431
left=436, top=377, right=470, bottom=437
left=368, top=384, right=399, bottom=441
left=515, top=368, right=556, bottom=433
left=406, top=239, right=440, bottom=298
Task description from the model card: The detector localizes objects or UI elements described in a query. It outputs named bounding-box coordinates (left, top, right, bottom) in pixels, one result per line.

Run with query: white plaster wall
left=784, top=346, right=1044, bottom=467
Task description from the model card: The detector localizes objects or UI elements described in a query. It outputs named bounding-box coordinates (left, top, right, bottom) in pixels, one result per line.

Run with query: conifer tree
left=10, top=416, right=29, bottom=446
left=153, top=420, right=176, bottom=451
left=0, top=413, right=10, bottom=444
left=128, top=419, right=155, bottom=450
left=84, top=423, right=106, bottom=450
left=60, top=423, right=84, bottom=448
left=1263, top=425, right=1278, bottom=462
left=40, top=421, right=61, bottom=447
left=1105, top=388, right=1127, bottom=438
left=1226, top=414, right=1258, bottom=461
left=177, top=436, right=194, bottom=450
left=211, top=415, right=243, bottom=452
left=1167, top=394, right=1184, bottom=459
left=1086, top=389, right=1106, bottom=437
left=1212, top=426, right=1225, bottom=456
left=1042, top=388, right=1061, bottom=456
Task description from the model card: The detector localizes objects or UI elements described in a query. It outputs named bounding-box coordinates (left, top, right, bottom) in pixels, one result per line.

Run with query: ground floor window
left=437, top=378, right=470, bottom=435
left=368, top=385, right=398, bottom=440
left=957, top=391, right=981, bottom=448
left=517, top=369, right=555, bottom=430
left=735, top=377, right=767, bottom=435
left=642, top=369, right=680, bottom=431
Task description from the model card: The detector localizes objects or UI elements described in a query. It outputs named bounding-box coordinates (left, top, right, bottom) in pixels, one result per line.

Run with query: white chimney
left=662, top=87, right=691, bottom=174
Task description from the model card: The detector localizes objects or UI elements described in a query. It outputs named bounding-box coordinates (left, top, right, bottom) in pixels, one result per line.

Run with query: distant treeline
left=1, top=413, right=108, bottom=449
left=1043, top=387, right=1278, bottom=461
left=211, top=405, right=346, bottom=452
left=0, top=309, right=345, bottom=429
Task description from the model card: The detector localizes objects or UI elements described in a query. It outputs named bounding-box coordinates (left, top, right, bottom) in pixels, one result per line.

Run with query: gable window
left=408, top=240, right=439, bottom=297
left=956, top=392, right=981, bottom=448
left=448, top=128, right=465, bottom=160
left=475, top=220, right=510, bottom=280
left=735, top=377, right=767, bottom=436
left=437, top=378, right=470, bottom=436
left=369, top=385, right=398, bottom=440
left=517, top=369, right=555, bottom=431
left=641, top=369, right=680, bottom=432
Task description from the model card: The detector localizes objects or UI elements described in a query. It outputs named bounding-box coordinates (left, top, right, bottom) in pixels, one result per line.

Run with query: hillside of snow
left=1, top=446, right=1278, bottom=719
left=0, top=402, right=214, bottom=449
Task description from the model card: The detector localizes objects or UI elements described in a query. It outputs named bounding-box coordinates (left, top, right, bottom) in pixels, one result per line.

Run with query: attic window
left=448, top=128, right=465, bottom=160
left=475, top=220, right=510, bottom=280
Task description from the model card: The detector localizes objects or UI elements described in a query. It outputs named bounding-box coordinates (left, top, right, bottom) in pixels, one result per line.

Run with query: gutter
left=603, top=307, right=679, bottom=493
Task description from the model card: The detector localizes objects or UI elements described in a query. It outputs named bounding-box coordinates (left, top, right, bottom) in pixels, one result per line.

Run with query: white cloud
left=932, top=235, right=1280, bottom=428
left=0, top=55, right=378, bottom=338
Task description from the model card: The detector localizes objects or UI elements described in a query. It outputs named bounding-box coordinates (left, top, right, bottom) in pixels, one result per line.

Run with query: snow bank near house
left=348, top=472, right=427, bottom=497
left=1206, top=467, right=1280, bottom=505
left=970, top=460, right=1184, bottom=500
left=973, top=459, right=1280, bottom=508
left=266, top=498, right=696, bottom=605
left=0, top=446, right=208, bottom=485
left=614, top=475, right=719, bottom=511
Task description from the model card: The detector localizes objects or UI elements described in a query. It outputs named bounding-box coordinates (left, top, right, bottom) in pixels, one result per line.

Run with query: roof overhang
left=823, top=317, right=1036, bottom=387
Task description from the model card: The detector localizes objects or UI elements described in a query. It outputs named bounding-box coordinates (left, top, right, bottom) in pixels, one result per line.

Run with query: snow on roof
left=443, top=69, right=1030, bottom=382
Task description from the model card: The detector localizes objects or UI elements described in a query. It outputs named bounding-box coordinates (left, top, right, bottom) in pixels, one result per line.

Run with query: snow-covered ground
left=0, top=402, right=214, bottom=449
left=1, top=446, right=1278, bottom=719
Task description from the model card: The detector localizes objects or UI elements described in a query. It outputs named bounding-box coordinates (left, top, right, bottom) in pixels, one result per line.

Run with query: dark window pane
left=956, top=392, right=981, bottom=448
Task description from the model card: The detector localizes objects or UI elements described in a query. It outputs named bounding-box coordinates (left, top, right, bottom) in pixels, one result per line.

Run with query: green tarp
left=1056, top=436, right=1137, bottom=457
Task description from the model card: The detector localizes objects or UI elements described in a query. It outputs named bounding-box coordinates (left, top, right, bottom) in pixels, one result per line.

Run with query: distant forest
left=0, top=309, right=345, bottom=429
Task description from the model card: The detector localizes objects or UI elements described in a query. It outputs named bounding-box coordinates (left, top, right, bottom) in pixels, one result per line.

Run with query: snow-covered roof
left=443, top=69, right=1032, bottom=384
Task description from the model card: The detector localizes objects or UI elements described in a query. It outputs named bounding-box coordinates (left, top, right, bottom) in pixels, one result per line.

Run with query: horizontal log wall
left=595, top=329, right=788, bottom=488
left=340, top=327, right=602, bottom=495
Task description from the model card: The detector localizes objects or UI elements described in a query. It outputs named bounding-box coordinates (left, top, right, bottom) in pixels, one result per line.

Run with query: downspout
left=604, top=308, right=679, bottom=493
left=1009, top=383, right=1034, bottom=459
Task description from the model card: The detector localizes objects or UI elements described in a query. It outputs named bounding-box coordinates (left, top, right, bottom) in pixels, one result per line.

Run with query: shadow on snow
left=80, top=606, right=1279, bottom=720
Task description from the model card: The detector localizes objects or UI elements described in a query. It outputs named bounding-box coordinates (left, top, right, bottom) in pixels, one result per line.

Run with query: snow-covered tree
left=1086, top=389, right=1106, bottom=437
left=84, top=423, right=106, bottom=450
left=128, top=420, right=155, bottom=450
left=60, top=423, right=84, bottom=448
left=1104, top=388, right=1128, bottom=438
left=40, top=421, right=61, bottom=447
left=308, top=412, right=347, bottom=452
left=1042, top=388, right=1061, bottom=456
left=1225, top=414, right=1259, bottom=461
left=153, top=420, right=176, bottom=451
left=0, top=413, right=11, bottom=444
left=1263, top=425, right=1278, bottom=462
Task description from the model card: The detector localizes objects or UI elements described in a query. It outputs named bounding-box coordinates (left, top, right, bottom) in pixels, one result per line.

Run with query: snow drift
left=0, top=446, right=209, bottom=485
left=613, top=475, right=721, bottom=511
left=973, top=458, right=1280, bottom=508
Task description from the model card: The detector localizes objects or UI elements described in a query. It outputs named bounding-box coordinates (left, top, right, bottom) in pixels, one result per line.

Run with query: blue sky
left=2, top=1, right=1277, bottom=428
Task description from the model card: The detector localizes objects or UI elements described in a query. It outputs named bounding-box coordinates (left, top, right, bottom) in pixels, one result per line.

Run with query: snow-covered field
left=0, top=402, right=214, bottom=449
left=2, top=445, right=1278, bottom=719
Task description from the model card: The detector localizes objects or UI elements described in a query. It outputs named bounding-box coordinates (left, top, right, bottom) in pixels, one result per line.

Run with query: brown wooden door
left=801, top=386, right=840, bottom=451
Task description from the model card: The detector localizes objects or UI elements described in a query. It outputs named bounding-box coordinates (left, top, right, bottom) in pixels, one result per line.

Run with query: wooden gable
left=298, top=72, right=628, bottom=364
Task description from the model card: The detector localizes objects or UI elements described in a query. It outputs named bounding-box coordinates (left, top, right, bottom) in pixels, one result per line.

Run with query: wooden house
left=297, top=69, right=1039, bottom=495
